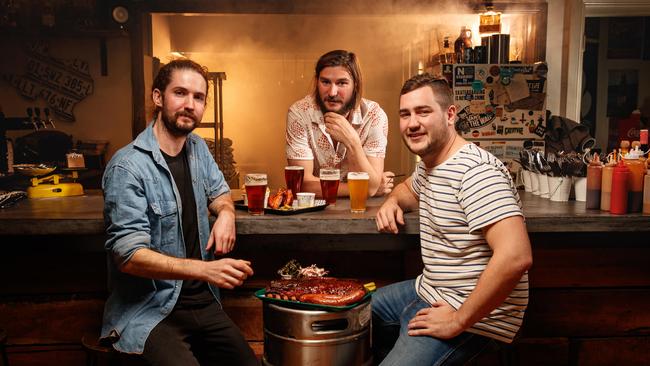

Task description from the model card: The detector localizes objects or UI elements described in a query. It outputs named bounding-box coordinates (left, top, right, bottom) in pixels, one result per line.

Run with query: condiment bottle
left=620, top=140, right=630, bottom=156
left=586, top=153, right=603, bottom=209
left=623, top=147, right=646, bottom=213
left=600, top=150, right=616, bottom=212
left=610, top=160, right=630, bottom=215
left=640, top=129, right=648, bottom=158
left=643, top=168, right=650, bottom=215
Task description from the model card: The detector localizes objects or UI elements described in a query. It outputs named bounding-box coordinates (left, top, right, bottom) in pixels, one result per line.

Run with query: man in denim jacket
left=101, top=59, right=257, bottom=365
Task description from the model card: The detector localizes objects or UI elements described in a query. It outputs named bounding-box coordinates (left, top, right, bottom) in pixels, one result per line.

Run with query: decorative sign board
left=3, top=41, right=94, bottom=121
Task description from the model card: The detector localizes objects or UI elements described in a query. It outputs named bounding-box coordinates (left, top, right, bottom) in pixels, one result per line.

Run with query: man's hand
left=374, top=171, right=396, bottom=197
left=407, top=301, right=465, bottom=339
left=324, top=112, right=361, bottom=148
left=376, top=196, right=404, bottom=234
left=201, top=258, right=254, bottom=289
left=206, top=210, right=235, bottom=255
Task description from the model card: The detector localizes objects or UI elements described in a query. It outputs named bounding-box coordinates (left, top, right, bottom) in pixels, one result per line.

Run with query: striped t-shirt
left=411, top=143, right=528, bottom=343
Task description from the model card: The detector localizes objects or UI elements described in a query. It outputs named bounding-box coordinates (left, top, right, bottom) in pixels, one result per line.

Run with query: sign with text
left=3, top=41, right=93, bottom=121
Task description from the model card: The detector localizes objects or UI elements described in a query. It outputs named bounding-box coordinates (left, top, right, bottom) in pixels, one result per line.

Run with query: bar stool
left=81, top=335, right=146, bottom=366
left=81, top=334, right=117, bottom=366
left=1, top=328, right=9, bottom=366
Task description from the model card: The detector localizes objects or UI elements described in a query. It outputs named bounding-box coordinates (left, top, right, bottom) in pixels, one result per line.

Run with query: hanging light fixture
left=479, top=1, right=501, bottom=35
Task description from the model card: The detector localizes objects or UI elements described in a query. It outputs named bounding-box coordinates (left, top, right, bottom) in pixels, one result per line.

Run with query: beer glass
left=245, top=173, right=267, bottom=215
left=348, top=172, right=369, bottom=213
left=319, top=168, right=340, bottom=205
left=284, top=166, right=304, bottom=195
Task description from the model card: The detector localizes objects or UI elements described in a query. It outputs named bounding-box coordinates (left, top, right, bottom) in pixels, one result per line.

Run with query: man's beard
left=161, top=109, right=198, bottom=137
left=317, top=95, right=356, bottom=116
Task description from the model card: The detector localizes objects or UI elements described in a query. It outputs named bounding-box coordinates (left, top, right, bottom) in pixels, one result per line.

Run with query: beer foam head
left=319, top=168, right=340, bottom=180
left=245, top=173, right=267, bottom=186
left=285, top=166, right=304, bottom=171
left=347, top=171, right=369, bottom=180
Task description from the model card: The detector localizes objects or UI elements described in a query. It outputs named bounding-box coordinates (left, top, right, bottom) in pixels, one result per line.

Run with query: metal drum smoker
left=262, top=299, right=372, bottom=366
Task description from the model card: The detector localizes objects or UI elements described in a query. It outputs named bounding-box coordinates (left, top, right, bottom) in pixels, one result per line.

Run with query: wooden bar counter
left=0, top=190, right=649, bottom=235
left=1, top=190, right=649, bottom=365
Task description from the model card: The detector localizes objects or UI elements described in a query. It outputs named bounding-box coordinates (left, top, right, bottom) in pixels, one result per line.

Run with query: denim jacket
left=101, top=122, right=230, bottom=354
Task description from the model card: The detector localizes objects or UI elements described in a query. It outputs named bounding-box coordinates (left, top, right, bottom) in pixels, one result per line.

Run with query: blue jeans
left=371, top=280, right=497, bottom=366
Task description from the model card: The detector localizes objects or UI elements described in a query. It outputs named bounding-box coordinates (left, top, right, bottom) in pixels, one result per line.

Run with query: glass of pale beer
left=319, top=168, right=340, bottom=206
left=284, top=166, right=304, bottom=195
left=245, top=173, right=267, bottom=215
left=348, top=172, right=369, bottom=213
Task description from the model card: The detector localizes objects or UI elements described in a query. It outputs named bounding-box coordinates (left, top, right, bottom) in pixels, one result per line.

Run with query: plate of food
left=255, top=260, right=375, bottom=311
left=235, top=188, right=327, bottom=215
left=12, top=164, right=56, bottom=176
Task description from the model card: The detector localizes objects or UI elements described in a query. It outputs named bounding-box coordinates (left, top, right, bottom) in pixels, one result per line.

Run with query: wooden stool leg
left=499, top=343, right=517, bottom=366
left=1, top=346, right=8, bottom=366
left=85, top=350, right=94, bottom=366
left=0, top=333, right=8, bottom=366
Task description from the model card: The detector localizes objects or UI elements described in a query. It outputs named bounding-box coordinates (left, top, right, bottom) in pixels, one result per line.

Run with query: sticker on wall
left=454, top=66, right=475, bottom=87
left=455, top=105, right=496, bottom=133
left=3, top=41, right=94, bottom=122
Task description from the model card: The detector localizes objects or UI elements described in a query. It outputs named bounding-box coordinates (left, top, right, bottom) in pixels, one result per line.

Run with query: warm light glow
left=479, top=9, right=501, bottom=35
left=169, top=51, right=186, bottom=58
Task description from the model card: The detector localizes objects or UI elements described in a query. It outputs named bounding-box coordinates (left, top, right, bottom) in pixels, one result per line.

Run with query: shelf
left=0, top=27, right=128, bottom=38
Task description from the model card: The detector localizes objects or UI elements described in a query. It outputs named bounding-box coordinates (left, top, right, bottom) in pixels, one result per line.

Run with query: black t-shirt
left=161, top=146, right=214, bottom=307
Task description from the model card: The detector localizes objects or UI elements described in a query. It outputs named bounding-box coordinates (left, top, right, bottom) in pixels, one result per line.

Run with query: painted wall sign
left=3, top=41, right=93, bottom=121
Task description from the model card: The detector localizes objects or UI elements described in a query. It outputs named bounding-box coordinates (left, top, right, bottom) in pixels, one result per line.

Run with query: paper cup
left=539, top=174, right=550, bottom=199
left=296, top=192, right=315, bottom=207
left=549, top=176, right=572, bottom=202
left=573, top=177, right=587, bottom=202
left=522, top=170, right=532, bottom=192
left=531, top=172, right=540, bottom=195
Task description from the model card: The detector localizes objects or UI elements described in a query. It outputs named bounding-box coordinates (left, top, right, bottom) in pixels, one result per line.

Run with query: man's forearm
left=121, top=248, right=205, bottom=281
left=389, top=178, right=419, bottom=212
left=454, top=218, right=532, bottom=330
left=454, top=254, right=529, bottom=331
left=209, top=192, right=235, bottom=217
left=345, top=143, right=382, bottom=195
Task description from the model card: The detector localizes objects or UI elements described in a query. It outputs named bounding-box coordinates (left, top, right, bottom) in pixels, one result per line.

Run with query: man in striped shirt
left=373, top=74, right=532, bottom=365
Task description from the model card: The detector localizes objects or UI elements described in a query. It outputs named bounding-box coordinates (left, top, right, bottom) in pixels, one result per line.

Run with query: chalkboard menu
left=4, top=41, right=94, bottom=122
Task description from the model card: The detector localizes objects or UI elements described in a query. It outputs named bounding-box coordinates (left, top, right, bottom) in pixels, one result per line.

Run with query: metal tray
left=234, top=199, right=327, bottom=215
left=254, top=288, right=373, bottom=311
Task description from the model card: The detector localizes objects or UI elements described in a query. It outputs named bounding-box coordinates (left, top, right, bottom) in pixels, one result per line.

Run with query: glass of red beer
left=319, top=168, right=340, bottom=205
left=284, top=166, right=304, bottom=195
left=245, top=173, right=267, bottom=215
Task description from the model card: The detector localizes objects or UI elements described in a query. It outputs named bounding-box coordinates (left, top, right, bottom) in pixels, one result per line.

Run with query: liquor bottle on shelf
left=454, top=26, right=472, bottom=64
left=442, top=36, right=454, bottom=64
left=479, top=3, right=502, bottom=34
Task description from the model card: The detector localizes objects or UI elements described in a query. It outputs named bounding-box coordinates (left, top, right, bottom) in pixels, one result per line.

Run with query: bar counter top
left=1, top=189, right=649, bottom=236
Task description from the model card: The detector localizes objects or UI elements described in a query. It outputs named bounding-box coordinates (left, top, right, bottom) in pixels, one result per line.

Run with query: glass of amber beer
left=319, top=168, right=340, bottom=205
left=245, top=173, right=267, bottom=215
left=285, top=166, right=304, bottom=195
left=348, top=172, right=369, bottom=213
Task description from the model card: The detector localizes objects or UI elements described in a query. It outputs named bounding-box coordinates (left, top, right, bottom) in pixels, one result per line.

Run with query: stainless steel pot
left=262, top=300, right=372, bottom=366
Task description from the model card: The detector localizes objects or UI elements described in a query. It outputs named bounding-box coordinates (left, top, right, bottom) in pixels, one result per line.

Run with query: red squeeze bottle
left=610, top=160, right=630, bottom=215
